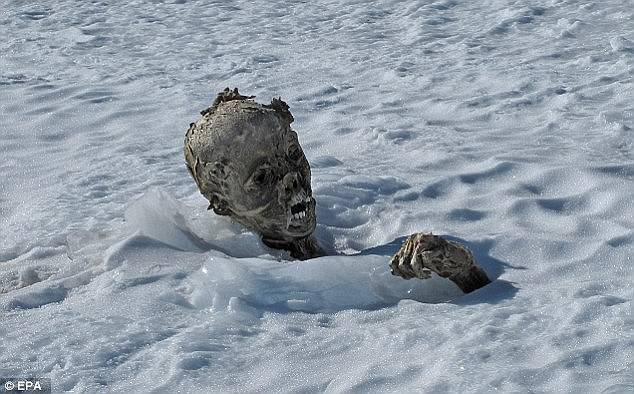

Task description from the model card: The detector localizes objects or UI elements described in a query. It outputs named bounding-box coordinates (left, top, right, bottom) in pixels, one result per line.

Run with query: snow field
left=1, top=0, right=632, bottom=392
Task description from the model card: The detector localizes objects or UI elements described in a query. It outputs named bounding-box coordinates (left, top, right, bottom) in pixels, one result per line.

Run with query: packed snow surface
left=1, top=0, right=632, bottom=392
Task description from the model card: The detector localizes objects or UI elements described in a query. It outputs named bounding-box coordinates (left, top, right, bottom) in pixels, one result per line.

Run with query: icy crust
left=191, top=254, right=463, bottom=313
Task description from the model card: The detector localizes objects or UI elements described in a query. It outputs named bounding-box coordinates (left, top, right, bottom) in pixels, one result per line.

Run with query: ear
left=207, top=195, right=232, bottom=216
left=206, top=160, right=228, bottom=180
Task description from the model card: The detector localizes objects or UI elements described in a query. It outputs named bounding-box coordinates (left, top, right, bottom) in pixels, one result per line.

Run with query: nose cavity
left=283, top=172, right=302, bottom=194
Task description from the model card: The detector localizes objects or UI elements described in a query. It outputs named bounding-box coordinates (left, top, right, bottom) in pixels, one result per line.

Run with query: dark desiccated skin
left=184, top=88, right=491, bottom=291
left=184, top=88, right=323, bottom=259
left=389, top=233, right=491, bottom=293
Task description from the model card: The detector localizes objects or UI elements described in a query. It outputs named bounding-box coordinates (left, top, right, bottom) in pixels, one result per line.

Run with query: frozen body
left=185, top=88, right=491, bottom=292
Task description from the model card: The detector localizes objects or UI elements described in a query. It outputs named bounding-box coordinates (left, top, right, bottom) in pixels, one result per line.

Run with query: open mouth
left=290, top=200, right=308, bottom=219
left=286, top=193, right=312, bottom=231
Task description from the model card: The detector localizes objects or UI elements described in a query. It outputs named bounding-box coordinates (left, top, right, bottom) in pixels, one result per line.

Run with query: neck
left=262, top=236, right=326, bottom=260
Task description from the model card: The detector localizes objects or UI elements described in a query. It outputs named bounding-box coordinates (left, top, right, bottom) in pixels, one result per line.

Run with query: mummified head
left=184, top=88, right=316, bottom=242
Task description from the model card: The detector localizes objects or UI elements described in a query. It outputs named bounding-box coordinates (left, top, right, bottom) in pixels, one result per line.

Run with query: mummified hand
left=389, top=233, right=491, bottom=293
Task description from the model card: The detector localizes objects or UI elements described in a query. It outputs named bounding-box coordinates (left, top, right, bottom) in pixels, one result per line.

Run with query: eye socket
left=250, top=167, right=270, bottom=186
left=255, top=171, right=266, bottom=183
left=288, top=144, right=303, bottom=161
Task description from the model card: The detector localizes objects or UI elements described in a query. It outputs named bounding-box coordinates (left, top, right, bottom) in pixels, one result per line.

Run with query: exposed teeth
left=289, top=209, right=309, bottom=223
left=288, top=191, right=312, bottom=227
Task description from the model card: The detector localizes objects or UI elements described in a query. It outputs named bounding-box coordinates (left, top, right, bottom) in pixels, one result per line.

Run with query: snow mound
left=122, top=188, right=466, bottom=311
